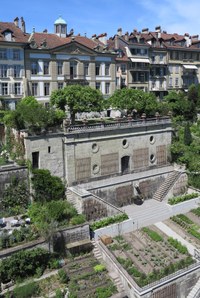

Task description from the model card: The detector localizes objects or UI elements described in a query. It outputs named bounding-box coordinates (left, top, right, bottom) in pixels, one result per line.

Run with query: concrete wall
left=93, top=219, right=135, bottom=240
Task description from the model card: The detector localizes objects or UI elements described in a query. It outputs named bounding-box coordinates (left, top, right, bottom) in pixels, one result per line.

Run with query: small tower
left=54, top=16, right=67, bottom=38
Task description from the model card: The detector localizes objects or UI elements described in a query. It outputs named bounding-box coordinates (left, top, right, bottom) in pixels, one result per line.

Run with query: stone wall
left=0, top=165, right=28, bottom=199
left=23, top=118, right=172, bottom=187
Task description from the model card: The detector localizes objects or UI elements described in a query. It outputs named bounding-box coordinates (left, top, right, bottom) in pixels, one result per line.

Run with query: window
left=43, top=61, right=49, bottom=75
left=14, top=83, right=21, bottom=95
left=44, top=83, right=50, bottom=96
left=0, top=49, right=7, bottom=60
left=105, top=64, right=110, bottom=76
left=169, top=77, right=173, bottom=87
left=175, top=65, right=179, bottom=74
left=32, top=83, right=38, bottom=96
left=175, top=78, right=179, bottom=86
left=48, top=146, right=51, bottom=153
left=58, top=82, right=63, bottom=89
left=0, top=65, right=8, bottom=77
left=31, top=62, right=38, bottom=75
left=70, top=61, right=77, bottom=78
left=160, top=53, right=164, bottom=61
left=121, top=64, right=126, bottom=73
left=2, top=83, right=8, bottom=95
left=96, top=64, right=100, bottom=76
left=57, top=61, right=63, bottom=75
left=84, top=63, right=89, bottom=76
left=121, top=78, right=126, bottom=86
left=13, top=49, right=20, bottom=60
left=105, top=82, right=110, bottom=94
left=13, top=65, right=21, bottom=78
left=96, top=82, right=101, bottom=90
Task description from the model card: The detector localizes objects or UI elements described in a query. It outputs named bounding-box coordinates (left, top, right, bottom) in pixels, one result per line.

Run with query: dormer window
left=4, top=30, right=12, bottom=41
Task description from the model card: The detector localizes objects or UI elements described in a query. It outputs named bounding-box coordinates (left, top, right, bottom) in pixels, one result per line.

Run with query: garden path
left=154, top=222, right=197, bottom=256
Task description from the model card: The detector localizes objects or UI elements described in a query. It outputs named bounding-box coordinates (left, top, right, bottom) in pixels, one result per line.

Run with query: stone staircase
left=187, top=277, right=200, bottom=298
left=153, top=170, right=181, bottom=202
left=91, top=240, right=125, bottom=293
left=66, top=188, right=82, bottom=214
left=91, top=239, right=103, bottom=261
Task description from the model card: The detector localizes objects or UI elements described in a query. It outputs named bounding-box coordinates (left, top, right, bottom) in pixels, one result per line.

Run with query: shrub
left=55, top=288, right=65, bottom=298
left=13, top=281, right=38, bottom=298
left=58, top=269, right=69, bottom=284
left=191, top=207, right=200, bottom=217
left=70, top=214, right=86, bottom=225
left=94, top=264, right=106, bottom=273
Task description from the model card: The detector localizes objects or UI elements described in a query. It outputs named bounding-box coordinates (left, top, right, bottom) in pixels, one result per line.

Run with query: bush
left=94, top=264, right=106, bottom=273
left=13, top=281, right=38, bottom=298
left=70, top=214, right=86, bottom=225
left=55, top=288, right=65, bottom=298
left=58, top=269, right=69, bottom=284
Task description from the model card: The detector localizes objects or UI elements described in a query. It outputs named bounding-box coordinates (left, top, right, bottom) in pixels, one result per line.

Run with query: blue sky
left=1, top=0, right=200, bottom=37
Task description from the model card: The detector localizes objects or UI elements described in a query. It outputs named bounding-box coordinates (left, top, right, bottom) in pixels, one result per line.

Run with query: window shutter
left=0, top=83, right=2, bottom=95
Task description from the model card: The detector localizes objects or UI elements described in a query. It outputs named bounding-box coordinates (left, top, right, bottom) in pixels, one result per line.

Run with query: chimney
left=98, top=33, right=107, bottom=45
left=133, top=28, right=137, bottom=33
left=142, top=28, right=149, bottom=33
left=191, top=35, right=199, bottom=41
left=20, top=17, right=26, bottom=33
left=43, top=29, right=48, bottom=33
left=155, top=26, right=161, bottom=33
left=114, top=34, right=119, bottom=49
left=124, top=32, right=129, bottom=41
left=14, top=17, right=19, bottom=27
left=92, top=34, right=97, bottom=40
left=117, top=28, right=122, bottom=36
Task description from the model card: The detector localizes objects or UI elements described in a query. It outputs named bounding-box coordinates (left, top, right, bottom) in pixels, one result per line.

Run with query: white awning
left=183, top=65, right=198, bottom=70
left=130, top=57, right=150, bottom=63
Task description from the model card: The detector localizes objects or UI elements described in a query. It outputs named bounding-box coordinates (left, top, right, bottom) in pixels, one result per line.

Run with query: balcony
left=64, top=75, right=89, bottom=86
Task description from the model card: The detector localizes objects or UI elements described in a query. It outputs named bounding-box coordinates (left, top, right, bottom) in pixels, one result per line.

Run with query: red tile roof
left=0, top=22, right=28, bottom=43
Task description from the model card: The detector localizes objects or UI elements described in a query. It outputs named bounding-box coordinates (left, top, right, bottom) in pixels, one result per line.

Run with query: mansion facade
left=1, top=17, right=200, bottom=108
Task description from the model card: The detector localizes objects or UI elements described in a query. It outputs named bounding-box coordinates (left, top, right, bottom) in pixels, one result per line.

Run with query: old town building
left=1, top=17, right=200, bottom=105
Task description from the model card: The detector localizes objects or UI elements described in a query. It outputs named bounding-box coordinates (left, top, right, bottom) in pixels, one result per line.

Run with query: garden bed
left=107, top=227, right=195, bottom=287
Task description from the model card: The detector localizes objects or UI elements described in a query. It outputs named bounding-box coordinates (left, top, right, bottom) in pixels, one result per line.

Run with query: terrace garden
left=107, top=226, right=195, bottom=287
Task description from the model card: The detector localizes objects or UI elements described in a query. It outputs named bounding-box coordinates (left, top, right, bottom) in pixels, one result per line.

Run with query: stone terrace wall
left=0, top=164, right=28, bottom=199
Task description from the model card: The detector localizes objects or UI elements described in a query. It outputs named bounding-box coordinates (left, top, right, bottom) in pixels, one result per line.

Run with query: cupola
left=54, top=16, right=67, bottom=37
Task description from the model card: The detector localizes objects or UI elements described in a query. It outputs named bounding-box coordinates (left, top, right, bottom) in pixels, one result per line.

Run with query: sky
left=1, top=0, right=200, bottom=38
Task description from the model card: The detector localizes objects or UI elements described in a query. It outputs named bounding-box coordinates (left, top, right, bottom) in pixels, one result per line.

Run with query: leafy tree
left=0, top=248, right=51, bottom=283
left=50, top=85, right=104, bottom=123
left=3, top=96, right=65, bottom=131
left=108, top=88, right=159, bottom=116
left=0, top=176, right=30, bottom=216
left=188, top=84, right=199, bottom=103
left=31, top=169, right=65, bottom=203
left=164, top=91, right=196, bottom=121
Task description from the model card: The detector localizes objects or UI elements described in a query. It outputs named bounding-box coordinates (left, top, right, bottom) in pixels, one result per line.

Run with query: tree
left=3, top=96, right=65, bottom=131
left=188, top=84, right=199, bottom=104
left=50, top=84, right=104, bottom=123
left=164, top=91, right=196, bottom=121
left=108, top=88, right=159, bottom=116
left=31, top=169, right=65, bottom=203
left=1, top=176, right=30, bottom=216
